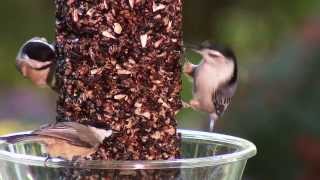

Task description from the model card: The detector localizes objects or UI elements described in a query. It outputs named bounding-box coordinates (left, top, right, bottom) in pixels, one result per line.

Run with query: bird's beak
left=191, top=48, right=204, bottom=55
left=185, top=44, right=204, bottom=55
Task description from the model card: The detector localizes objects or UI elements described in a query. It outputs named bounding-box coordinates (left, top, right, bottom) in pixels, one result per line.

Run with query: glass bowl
left=0, top=129, right=256, bottom=180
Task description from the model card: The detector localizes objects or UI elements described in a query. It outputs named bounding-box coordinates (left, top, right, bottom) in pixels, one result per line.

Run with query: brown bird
left=0, top=122, right=112, bottom=160
left=16, top=37, right=56, bottom=88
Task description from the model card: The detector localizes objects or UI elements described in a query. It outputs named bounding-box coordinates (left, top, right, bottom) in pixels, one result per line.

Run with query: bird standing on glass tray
left=16, top=37, right=56, bottom=89
left=183, top=42, right=238, bottom=132
left=0, top=122, right=112, bottom=161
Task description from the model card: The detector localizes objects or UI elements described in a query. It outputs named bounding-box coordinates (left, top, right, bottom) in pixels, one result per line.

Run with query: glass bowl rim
left=0, top=129, right=257, bottom=169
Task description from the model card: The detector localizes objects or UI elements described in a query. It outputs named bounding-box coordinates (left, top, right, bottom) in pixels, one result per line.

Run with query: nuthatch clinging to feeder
left=16, top=37, right=56, bottom=89
left=0, top=122, right=112, bottom=161
left=183, top=42, right=238, bottom=132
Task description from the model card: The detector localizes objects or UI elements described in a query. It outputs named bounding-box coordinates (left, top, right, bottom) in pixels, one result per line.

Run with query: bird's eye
left=208, top=53, right=219, bottom=58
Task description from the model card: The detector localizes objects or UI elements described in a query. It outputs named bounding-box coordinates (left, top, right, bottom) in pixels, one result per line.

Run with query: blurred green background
left=1, top=0, right=320, bottom=179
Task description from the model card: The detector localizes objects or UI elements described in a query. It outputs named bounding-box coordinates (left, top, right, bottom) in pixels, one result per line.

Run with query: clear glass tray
left=0, top=129, right=256, bottom=180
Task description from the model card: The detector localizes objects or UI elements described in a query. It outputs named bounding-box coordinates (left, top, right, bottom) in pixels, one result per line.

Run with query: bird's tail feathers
left=0, top=134, right=38, bottom=144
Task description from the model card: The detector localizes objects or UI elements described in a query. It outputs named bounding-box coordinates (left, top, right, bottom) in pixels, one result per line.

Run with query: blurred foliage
left=0, top=120, right=35, bottom=135
left=1, top=0, right=320, bottom=180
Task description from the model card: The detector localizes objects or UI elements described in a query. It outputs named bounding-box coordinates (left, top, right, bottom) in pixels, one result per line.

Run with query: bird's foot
left=183, top=61, right=195, bottom=77
left=71, top=156, right=83, bottom=168
left=182, top=100, right=191, bottom=109
left=190, top=99, right=201, bottom=110
left=43, top=153, right=52, bottom=167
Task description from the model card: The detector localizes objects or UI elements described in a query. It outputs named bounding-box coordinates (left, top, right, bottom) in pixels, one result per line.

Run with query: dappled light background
left=1, top=0, right=320, bottom=179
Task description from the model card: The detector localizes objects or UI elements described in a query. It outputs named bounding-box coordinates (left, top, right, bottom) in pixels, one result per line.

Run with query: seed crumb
left=114, top=94, right=127, bottom=100
left=128, top=0, right=135, bottom=8
left=102, top=30, right=116, bottom=39
left=117, top=69, right=131, bottom=75
left=151, top=131, right=161, bottom=140
left=135, top=108, right=151, bottom=119
left=140, top=34, right=148, bottom=48
left=113, top=23, right=122, bottom=34
left=152, top=2, right=166, bottom=12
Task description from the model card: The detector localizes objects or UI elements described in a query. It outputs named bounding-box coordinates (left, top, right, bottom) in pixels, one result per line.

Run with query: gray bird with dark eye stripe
left=183, top=41, right=238, bottom=132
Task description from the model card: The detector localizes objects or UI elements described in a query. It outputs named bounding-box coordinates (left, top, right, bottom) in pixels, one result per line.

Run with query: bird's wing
left=32, top=122, right=93, bottom=147
left=61, top=122, right=102, bottom=147
left=192, top=66, right=201, bottom=93
left=212, top=82, right=237, bottom=117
